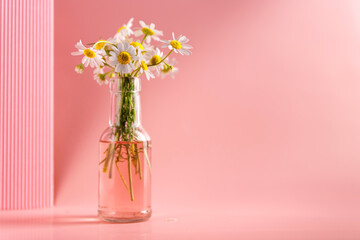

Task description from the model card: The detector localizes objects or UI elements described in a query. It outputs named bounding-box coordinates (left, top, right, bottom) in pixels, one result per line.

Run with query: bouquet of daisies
left=72, top=18, right=192, bottom=84
left=71, top=19, right=192, bottom=201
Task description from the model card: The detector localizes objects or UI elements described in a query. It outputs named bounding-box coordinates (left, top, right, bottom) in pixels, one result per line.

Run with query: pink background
left=54, top=0, right=360, bottom=233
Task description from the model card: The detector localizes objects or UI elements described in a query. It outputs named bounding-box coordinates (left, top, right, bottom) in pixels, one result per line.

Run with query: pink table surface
left=1, top=204, right=359, bottom=240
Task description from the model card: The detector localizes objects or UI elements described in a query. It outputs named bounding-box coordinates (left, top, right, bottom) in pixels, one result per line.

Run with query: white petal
left=129, top=62, right=135, bottom=70
left=180, top=49, right=191, bottom=55
left=134, top=30, right=142, bottom=37
left=150, top=23, right=155, bottom=29
left=128, top=47, right=136, bottom=55
left=71, top=51, right=83, bottom=56
left=172, top=32, right=175, bottom=40
left=123, top=41, right=130, bottom=51
left=183, top=38, right=190, bottom=43
left=117, top=43, right=124, bottom=52
left=94, top=56, right=103, bottom=66
left=152, top=36, right=161, bottom=42
left=145, top=71, right=150, bottom=80
left=132, top=55, right=140, bottom=61
left=115, top=64, right=122, bottom=72
left=84, top=58, right=90, bottom=67
left=127, top=18, right=134, bottom=28
left=75, top=40, right=86, bottom=50
left=90, top=59, right=95, bottom=68
left=182, top=44, right=192, bottom=49
left=123, top=64, right=131, bottom=73
left=111, top=46, right=120, bottom=54
left=81, top=56, right=87, bottom=64
left=139, top=20, right=146, bottom=27
left=154, top=30, right=163, bottom=36
left=177, top=35, right=183, bottom=41
left=145, top=70, right=155, bottom=80
left=178, top=35, right=187, bottom=43
left=110, top=60, right=119, bottom=66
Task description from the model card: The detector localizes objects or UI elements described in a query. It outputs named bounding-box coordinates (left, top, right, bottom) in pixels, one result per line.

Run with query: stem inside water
left=115, top=161, right=130, bottom=193
left=99, top=77, right=151, bottom=201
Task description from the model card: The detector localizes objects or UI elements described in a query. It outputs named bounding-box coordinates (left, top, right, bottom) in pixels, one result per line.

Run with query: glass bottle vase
left=98, top=77, right=152, bottom=222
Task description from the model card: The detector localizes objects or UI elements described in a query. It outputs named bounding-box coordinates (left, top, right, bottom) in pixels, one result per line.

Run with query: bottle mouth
left=110, top=77, right=141, bottom=93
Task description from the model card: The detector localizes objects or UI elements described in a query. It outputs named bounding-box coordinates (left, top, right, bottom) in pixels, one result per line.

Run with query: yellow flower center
left=84, top=49, right=96, bottom=58
left=95, top=40, right=106, bottom=50
left=170, top=40, right=182, bottom=49
left=130, top=42, right=144, bottom=50
left=142, top=27, right=154, bottom=36
left=150, top=55, right=161, bottom=65
left=161, top=65, right=173, bottom=73
left=118, top=51, right=131, bottom=64
left=117, top=26, right=126, bottom=33
left=98, top=74, right=106, bottom=81
left=141, top=61, right=148, bottom=71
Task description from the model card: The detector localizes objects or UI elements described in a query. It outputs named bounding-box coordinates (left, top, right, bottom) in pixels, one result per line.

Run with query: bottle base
left=98, top=209, right=152, bottom=223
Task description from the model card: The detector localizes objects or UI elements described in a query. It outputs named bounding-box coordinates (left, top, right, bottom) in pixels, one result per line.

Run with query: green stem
left=131, top=67, right=141, bottom=77
left=108, top=152, right=114, bottom=178
left=135, top=144, right=142, bottom=180
left=102, top=143, right=115, bottom=172
left=101, top=77, right=144, bottom=201
left=141, top=34, right=148, bottom=44
left=104, top=63, right=115, bottom=70
left=126, top=145, right=135, bottom=201
left=115, top=161, right=130, bottom=193
left=148, top=49, right=174, bottom=67
left=104, top=70, right=113, bottom=76
left=144, top=144, right=152, bottom=175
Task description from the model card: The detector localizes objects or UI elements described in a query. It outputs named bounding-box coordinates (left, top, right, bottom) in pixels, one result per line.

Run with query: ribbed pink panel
left=0, top=0, right=53, bottom=209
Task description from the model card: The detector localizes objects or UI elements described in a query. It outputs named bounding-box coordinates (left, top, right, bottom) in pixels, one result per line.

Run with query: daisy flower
left=137, top=52, right=154, bottom=80
left=160, top=32, right=192, bottom=55
left=139, top=61, right=155, bottom=80
left=75, top=63, right=84, bottom=74
left=114, top=18, right=134, bottom=42
left=130, top=41, right=144, bottom=51
left=132, top=40, right=153, bottom=56
left=94, top=37, right=116, bottom=51
left=128, top=39, right=145, bottom=57
left=109, top=41, right=139, bottom=74
left=93, top=68, right=108, bottom=85
left=160, top=58, right=178, bottom=79
left=93, top=38, right=115, bottom=59
left=71, top=40, right=104, bottom=68
left=129, top=40, right=153, bottom=57
left=108, top=71, right=118, bottom=82
left=145, top=48, right=164, bottom=74
left=94, top=39, right=107, bottom=50
left=134, top=21, right=163, bottom=44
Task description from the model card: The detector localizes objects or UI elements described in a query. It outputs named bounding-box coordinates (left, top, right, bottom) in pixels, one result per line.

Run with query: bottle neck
left=109, top=77, right=142, bottom=129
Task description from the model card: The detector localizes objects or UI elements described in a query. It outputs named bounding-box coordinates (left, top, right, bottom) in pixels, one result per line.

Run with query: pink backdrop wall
left=55, top=0, right=360, bottom=218
left=0, top=0, right=54, bottom=209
